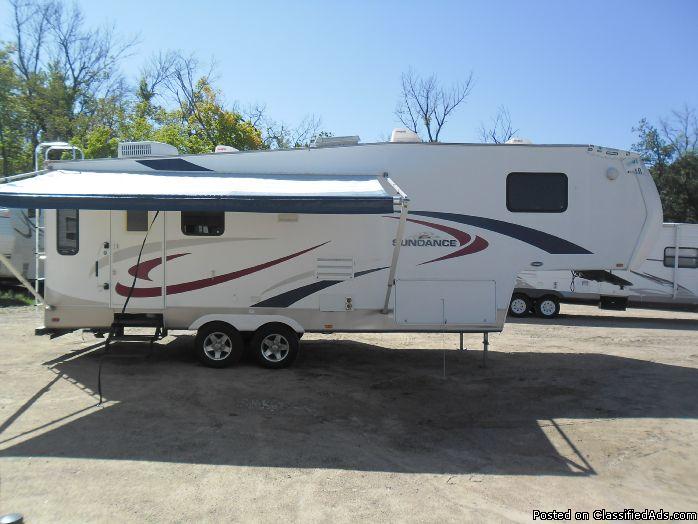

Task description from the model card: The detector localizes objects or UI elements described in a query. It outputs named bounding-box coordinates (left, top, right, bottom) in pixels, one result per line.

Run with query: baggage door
left=395, top=280, right=496, bottom=326
left=109, top=210, right=165, bottom=310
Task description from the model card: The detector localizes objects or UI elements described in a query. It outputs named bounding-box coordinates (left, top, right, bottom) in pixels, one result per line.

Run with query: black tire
left=195, top=322, right=244, bottom=368
left=251, top=323, right=300, bottom=369
left=535, top=295, right=560, bottom=318
left=509, top=293, right=532, bottom=317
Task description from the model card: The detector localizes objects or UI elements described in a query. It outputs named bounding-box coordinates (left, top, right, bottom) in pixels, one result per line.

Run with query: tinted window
left=663, top=247, right=698, bottom=269
left=506, top=172, right=568, bottom=213
left=126, top=210, right=149, bottom=232
left=181, top=212, right=224, bottom=236
left=57, top=209, right=79, bottom=255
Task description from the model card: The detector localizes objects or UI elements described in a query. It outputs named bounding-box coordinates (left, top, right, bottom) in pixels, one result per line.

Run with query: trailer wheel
left=509, top=293, right=532, bottom=317
left=535, top=296, right=560, bottom=318
left=251, top=323, right=300, bottom=369
left=195, top=322, right=244, bottom=368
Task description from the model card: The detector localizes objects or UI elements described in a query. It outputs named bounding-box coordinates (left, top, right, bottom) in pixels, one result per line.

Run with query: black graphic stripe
left=252, top=267, right=388, bottom=308
left=137, top=158, right=212, bottom=171
left=412, top=211, right=592, bottom=255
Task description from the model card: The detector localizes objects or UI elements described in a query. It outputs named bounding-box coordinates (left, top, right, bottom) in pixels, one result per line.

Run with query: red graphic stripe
left=385, top=216, right=471, bottom=245
left=418, top=235, right=488, bottom=265
left=128, top=253, right=189, bottom=281
left=115, top=242, right=329, bottom=298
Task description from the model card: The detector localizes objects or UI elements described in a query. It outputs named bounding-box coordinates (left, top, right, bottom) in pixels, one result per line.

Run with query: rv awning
left=0, top=170, right=400, bottom=214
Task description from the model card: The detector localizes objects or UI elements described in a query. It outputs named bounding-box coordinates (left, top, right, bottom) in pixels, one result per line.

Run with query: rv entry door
left=109, top=210, right=165, bottom=310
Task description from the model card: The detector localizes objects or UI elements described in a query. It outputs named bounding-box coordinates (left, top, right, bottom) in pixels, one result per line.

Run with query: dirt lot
left=1, top=304, right=697, bottom=522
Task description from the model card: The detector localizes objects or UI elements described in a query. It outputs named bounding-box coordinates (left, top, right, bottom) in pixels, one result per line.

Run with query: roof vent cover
left=118, top=141, right=179, bottom=158
left=390, top=128, right=422, bottom=143
left=505, top=137, right=533, bottom=145
left=312, top=136, right=360, bottom=148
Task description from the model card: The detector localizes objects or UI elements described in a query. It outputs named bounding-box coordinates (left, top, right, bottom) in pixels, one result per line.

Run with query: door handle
left=95, top=261, right=99, bottom=277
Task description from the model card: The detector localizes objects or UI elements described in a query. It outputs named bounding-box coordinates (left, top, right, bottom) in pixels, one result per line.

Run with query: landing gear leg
left=481, top=332, right=489, bottom=368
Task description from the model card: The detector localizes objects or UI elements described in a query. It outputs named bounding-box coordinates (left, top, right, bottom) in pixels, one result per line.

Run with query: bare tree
left=261, top=114, right=324, bottom=149
left=395, top=69, right=474, bottom=142
left=140, top=51, right=220, bottom=142
left=8, top=0, right=136, bottom=143
left=9, top=0, right=54, bottom=80
left=479, top=106, right=518, bottom=144
left=660, top=104, right=698, bottom=157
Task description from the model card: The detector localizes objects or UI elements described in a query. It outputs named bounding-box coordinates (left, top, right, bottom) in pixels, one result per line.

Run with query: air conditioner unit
left=214, top=145, right=239, bottom=153
left=390, top=128, right=422, bottom=143
left=118, top=141, right=179, bottom=158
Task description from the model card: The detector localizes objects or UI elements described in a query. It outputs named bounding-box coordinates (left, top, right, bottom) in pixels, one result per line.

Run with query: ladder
left=32, top=142, right=85, bottom=306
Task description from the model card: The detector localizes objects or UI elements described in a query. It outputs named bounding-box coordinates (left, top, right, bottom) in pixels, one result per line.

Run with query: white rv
left=0, top=207, right=38, bottom=283
left=0, top=138, right=661, bottom=368
left=510, top=222, right=698, bottom=318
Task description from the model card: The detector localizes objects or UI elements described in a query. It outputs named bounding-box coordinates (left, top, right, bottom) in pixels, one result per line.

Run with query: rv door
left=109, top=210, right=165, bottom=310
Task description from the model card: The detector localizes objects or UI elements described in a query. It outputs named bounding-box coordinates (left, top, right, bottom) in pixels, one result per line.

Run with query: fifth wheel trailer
left=0, top=207, right=38, bottom=283
left=0, top=138, right=662, bottom=368
left=510, top=222, right=698, bottom=318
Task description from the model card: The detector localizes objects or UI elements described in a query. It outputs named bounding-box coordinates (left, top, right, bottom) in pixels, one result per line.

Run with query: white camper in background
left=0, top=137, right=661, bottom=368
left=510, top=222, right=698, bottom=318
left=0, top=207, right=38, bottom=283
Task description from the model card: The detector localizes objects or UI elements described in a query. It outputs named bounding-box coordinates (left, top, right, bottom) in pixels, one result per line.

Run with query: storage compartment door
left=395, top=280, right=496, bottom=326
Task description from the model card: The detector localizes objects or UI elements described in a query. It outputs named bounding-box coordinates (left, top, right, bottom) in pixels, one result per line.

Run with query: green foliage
left=660, top=153, right=698, bottom=223
left=0, top=47, right=30, bottom=175
left=633, top=111, right=698, bottom=223
left=0, top=0, right=325, bottom=178
left=0, top=288, right=33, bottom=307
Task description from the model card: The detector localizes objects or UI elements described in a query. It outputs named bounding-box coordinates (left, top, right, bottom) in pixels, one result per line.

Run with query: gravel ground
left=1, top=304, right=697, bottom=522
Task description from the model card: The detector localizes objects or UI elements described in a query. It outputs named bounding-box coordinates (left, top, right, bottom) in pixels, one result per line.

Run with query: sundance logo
left=383, top=214, right=489, bottom=265
left=392, top=232, right=457, bottom=247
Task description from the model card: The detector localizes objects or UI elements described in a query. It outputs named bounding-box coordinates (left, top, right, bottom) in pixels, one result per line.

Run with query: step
left=112, top=312, right=164, bottom=328
left=110, top=334, right=161, bottom=342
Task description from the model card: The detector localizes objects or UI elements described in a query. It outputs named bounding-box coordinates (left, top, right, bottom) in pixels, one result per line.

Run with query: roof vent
left=312, top=136, right=360, bottom=148
left=215, top=145, right=239, bottom=153
left=118, top=141, right=179, bottom=158
left=505, top=137, right=533, bottom=145
left=390, top=128, right=421, bottom=143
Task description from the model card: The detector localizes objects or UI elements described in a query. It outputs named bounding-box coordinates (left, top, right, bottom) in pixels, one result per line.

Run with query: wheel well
left=197, top=320, right=240, bottom=333
left=255, top=321, right=302, bottom=338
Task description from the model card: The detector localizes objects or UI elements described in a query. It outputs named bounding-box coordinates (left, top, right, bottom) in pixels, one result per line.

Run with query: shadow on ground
left=508, top=313, right=698, bottom=330
left=1, top=337, right=697, bottom=476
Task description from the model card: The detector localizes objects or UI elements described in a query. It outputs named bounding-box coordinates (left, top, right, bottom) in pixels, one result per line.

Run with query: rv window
left=126, top=210, right=149, bottom=232
left=181, top=212, right=225, bottom=236
left=663, top=247, right=698, bottom=269
left=506, top=172, right=568, bottom=213
left=57, top=209, right=79, bottom=255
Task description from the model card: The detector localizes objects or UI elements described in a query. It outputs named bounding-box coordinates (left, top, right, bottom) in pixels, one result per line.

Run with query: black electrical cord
left=121, top=210, right=161, bottom=314
left=98, top=210, right=160, bottom=405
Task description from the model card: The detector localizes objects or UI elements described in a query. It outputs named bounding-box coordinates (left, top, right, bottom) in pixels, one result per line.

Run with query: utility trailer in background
left=0, top=136, right=662, bottom=369
left=510, top=222, right=698, bottom=318
left=0, top=207, right=38, bottom=284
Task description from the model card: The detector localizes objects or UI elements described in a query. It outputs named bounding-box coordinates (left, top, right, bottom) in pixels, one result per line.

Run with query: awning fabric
left=0, top=170, right=396, bottom=214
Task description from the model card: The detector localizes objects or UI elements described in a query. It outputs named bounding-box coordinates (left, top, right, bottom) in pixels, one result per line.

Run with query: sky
left=1, top=0, right=697, bottom=148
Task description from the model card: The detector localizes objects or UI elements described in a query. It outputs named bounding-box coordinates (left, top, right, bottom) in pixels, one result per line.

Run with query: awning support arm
left=0, top=253, right=44, bottom=304
left=382, top=197, right=409, bottom=314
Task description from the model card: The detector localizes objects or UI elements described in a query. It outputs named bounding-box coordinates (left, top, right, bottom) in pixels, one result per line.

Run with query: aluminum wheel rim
left=261, top=334, right=290, bottom=362
left=511, top=298, right=528, bottom=315
left=540, top=300, right=556, bottom=317
left=203, top=332, right=233, bottom=360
